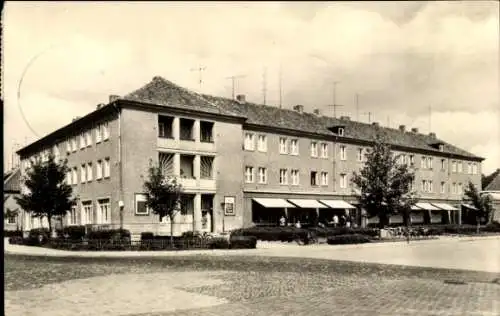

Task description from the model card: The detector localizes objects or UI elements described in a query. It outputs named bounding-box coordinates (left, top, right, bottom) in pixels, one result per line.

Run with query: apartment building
left=16, top=76, right=484, bottom=236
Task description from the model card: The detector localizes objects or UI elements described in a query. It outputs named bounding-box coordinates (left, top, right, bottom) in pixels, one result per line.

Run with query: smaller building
left=482, top=171, right=500, bottom=223
left=4, top=168, right=22, bottom=231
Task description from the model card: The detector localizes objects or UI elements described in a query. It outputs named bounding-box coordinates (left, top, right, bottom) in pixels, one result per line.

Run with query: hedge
left=327, top=234, right=372, bottom=245
left=231, top=226, right=308, bottom=242
left=87, top=229, right=131, bottom=241
left=309, top=227, right=380, bottom=238
left=4, top=230, right=23, bottom=238
left=230, top=235, right=257, bottom=249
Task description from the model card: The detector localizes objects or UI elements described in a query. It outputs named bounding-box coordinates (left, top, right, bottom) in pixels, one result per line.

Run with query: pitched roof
left=485, top=172, right=500, bottom=191
left=4, top=168, right=20, bottom=193
left=126, top=77, right=482, bottom=160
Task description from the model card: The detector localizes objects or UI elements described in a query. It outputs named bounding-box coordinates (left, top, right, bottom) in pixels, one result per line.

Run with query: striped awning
left=319, top=200, right=356, bottom=209
left=432, top=203, right=458, bottom=211
left=253, top=198, right=296, bottom=208
left=415, top=202, right=441, bottom=211
left=287, top=199, right=328, bottom=208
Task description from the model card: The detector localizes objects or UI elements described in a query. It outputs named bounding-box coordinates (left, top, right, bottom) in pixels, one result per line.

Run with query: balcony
left=157, top=117, right=216, bottom=153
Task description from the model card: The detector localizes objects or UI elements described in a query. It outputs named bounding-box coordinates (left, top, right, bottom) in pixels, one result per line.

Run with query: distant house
left=4, top=168, right=22, bottom=231
left=481, top=171, right=500, bottom=223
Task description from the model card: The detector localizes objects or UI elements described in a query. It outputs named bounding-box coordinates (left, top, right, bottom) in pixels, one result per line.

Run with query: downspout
left=112, top=103, right=124, bottom=230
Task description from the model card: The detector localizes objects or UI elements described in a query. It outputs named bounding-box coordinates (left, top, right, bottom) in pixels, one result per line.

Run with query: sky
left=3, top=1, right=499, bottom=174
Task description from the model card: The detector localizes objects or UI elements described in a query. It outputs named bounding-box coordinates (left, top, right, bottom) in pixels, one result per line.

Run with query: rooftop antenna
left=190, top=65, right=206, bottom=90
left=355, top=93, right=360, bottom=121
left=279, top=64, right=283, bottom=109
left=363, top=111, right=372, bottom=124
left=225, top=74, right=246, bottom=100
left=329, top=81, right=344, bottom=118
left=262, top=66, right=267, bottom=105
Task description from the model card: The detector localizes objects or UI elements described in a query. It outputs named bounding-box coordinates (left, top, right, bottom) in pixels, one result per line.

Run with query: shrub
left=231, top=226, right=308, bottom=242
left=26, top=228, right=50, bottom=246
left=8, top=236, right=24, bottom=245
left=309, top=227, right=379, bottom=238
left=141, top=232, right=155, bottom=241
left=327, top=234, right=372, bottom=245
left=4, top=230, right=23, bottom=238
left=230, top=235, right=257, bottom=249
left=87, top=229, right=131, bottom=241
left=208, top=237, right=230, bottom=249
left=61, top=226, right=86, bottom=241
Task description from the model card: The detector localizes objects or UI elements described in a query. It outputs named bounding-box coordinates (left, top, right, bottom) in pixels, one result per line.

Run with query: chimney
left=340, top=116, right=351, bottom=121
left=372, top=122, right=379, bottom=127
left=429, top=132, right=436, bottom=139
left=236, top=94, right=246, bottom=104
left=399, top=125, right=406, bottom=132
left=109, top=95, right=121, bottom=103
left=411, top=127, right=419, bottom=133
left=293, top=104, right=304, bottom=113
left=313, top=109, right=321, bottom=116
left=96, top=103, right=105, bottom=110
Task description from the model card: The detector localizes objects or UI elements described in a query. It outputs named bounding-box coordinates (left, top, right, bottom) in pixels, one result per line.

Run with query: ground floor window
left=81, top=201, right=93, bottom=225
left=97, top=199, right=111, bottom=224
left=69, top=205, right=78, bottom=225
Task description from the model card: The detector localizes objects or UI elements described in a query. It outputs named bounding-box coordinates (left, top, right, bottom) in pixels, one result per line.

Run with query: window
left=279, top=137, right=288, bottom=154
left=245, top=166, right=254, bottom=183
left=338, top=128, right=344, bottom=136
left=102, top=122, right=109, bottom=140
left=438, top=144, right=444, bottom=152
left=257, top=135, right=267, bottom=152
left=200, top=156, right=214, bottom=179
left=467, top=163, right=472, bottom=174
left=66, top=140, right=71, bottom=153
left=421, top=156, right=426, bottom=169
left=290, top=139, right=299, bottom=155
left=428, top=157, right=433, bottom=169
left=429, top=180, right=433, bottom=193
left=458, top=183, right=463, bottom=194
left=96, top=125, right=102, bottom=143
left=71, top=138, right=77, bottom=152
left=80, top=165, right=86, bottom=183
left=357, top=148, right=363, bottom=162
left=452, top=182, right=457, bottom=194
left=80, top=133, right=86, bottom=149
left=85, top=131, right=92, bottom=147
left=310, top=171, right=318, bottom=186
left=339, top=145, right=347, bottom=160
left=97, top=199, right=111, bottom=224
left=81, top=201, right=93, bottom=225
left=320, top=143, right=328, bottom=158
left=409, top=155, right=415, bottom=165
left=457, top=162, right=463, bottom=173
left=200, top=121, right=214, bottom=142
left=310, top=142, right=318, bottom=157
left=69, top=205, right=78, bottom=225
left=53, top=145, right=60, bottom=161
left=472, top=163, right=478, bottom=175
left=96, top=160, right=103, bottom=179
left=72, top=168, right=78, bottom=185
left=104, top=158, right=110, bottom=178
left=320, top=172, right=328, bottom=186
left=258, top=167, right=267, bottom=184
left=291, top=169, right=299, bottom=185
left=135, top=194, right=149, bottom=215
left=441, top=181, right=446, bottom=194
left=452, top=161, right=457, bottom=173
left=179, top=118, right=194, bottom=141
left=244, top=133, right=255, bottom=150
left=66, top=171, right=72, bottom=185
left=340, top=174, right=347, bottom=188
left=87, top=163, right=93, bottom=182
left=441, top=159, right=446, bottom=170
left=279, top=169, right=288, bottom=185
left=7, top=213, right=16, bottom=224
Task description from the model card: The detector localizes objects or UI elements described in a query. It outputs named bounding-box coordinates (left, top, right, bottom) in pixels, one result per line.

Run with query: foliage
left=208, top=237, right=230, bottom=249
left=60, top=225, right=87, bottom=241
left=309, top=227, right=380, bottom=238
left=351, top=133, right=417, bottom=228
left=229, top=235, right=258, bottom=249
left=327, top=234, right=372, bottom=245
left=142, top=159, right=183, bottom=245
left=15, top=154, right=74, bottom=233
left=231, top=226, right=309, bottom=242
left=463, top=181, right=494, bottom=224
left=87, top=229, right=131, bottom=240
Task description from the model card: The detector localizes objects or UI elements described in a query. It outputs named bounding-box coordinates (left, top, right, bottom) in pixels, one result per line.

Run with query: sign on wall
left=224, top=196, right=235, bottom=216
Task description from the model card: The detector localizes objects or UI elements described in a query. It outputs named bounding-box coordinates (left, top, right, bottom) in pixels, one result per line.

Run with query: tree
left=15, top=154, right=74, bottom=236
left=463, top=181, right=493, bottom=230
left=142, top=159, right=183, bottom=246
left=351, top=133, right=417, bottom=229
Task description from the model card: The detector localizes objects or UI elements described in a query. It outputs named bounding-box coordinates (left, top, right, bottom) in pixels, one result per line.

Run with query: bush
left=87, top=229, right=131, bottom=240
left=309, top=227, right=380, bottom=238
left=230, top=235, right=257, bottom=249
left=327, top=234, right=372, bottom=245
left=26, top=228, right=51, bottom=246
left=61, top=226, right=86, bottom=241
left=141, top=232, right=155, bottom=241
left=231, top=226, right=308, bottom=242
left=208, top=237, right=230, bottom=249
left=4, top=230, right=23, bottom=238
left=8, top=236, right=24, bottom=245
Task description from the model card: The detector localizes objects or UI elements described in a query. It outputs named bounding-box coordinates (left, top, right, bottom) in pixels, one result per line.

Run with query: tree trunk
left=378, top=213, right=389, bottom=229
left=476, top=216, right=480, bottom=234
left=48, top=215, right=56, bottom=239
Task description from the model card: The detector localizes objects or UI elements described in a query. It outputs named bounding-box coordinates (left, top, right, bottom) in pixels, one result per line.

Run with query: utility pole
left=363, top=112, right=372, bottom=124
left=262, top=66, right=267, bottom=105
left=329, top=81, right=344, bottom=118
left=190, top=65, right=206, bottom=90
left=225, top=74, right=246, bottom=100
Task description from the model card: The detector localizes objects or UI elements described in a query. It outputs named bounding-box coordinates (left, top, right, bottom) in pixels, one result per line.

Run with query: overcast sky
left=3, top=1, right=499, bottom=174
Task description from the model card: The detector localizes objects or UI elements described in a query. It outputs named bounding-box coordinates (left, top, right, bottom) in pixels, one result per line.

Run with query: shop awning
left=319, top=200, right=356, bottom=209
left=253, top=198, right=296, bottom=208
left=287, top=199, right=328, bottom=208
left=462, top=203, right=479, bottom=211
left=415, top=202, right=441, bottom=211
left=432, top=203, right=458, bottom=211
